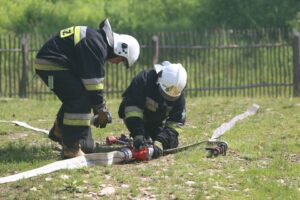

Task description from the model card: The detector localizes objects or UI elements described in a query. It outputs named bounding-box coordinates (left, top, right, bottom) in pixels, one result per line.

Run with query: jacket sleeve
left=74, top=27, right=106, bottom=106
left=120, top=71, right=148, bottom=137
left=155, top=94, right=186, bottom=149
left=165, top=93, right=186, bottom=134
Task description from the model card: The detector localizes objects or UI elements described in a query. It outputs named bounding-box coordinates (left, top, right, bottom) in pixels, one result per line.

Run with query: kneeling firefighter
left=34, top=19, right=140, bottom=158
left=118, top=61, right=187, bottom=159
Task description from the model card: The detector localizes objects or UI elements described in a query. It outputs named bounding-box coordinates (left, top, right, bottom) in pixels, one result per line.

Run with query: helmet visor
left=159, top=85, right=180, bottom=101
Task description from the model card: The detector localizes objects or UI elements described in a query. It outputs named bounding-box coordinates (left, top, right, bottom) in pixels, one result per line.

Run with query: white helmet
left=155, top=62, right=187, bottom=101
left=113, top=33, right=140, bottom=68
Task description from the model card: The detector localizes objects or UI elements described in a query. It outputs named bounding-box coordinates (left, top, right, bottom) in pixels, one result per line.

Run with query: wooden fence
left=0, top=28, right=299, bottom=99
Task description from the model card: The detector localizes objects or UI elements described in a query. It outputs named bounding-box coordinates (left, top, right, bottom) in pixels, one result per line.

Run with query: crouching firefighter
left=34, top=18, right=140, bottom=158
left=118, top=61, right=187, bottom=159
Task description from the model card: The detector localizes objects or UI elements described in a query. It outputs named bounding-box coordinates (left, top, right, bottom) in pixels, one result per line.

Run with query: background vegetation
left=0, top=0, right=300, bottom=34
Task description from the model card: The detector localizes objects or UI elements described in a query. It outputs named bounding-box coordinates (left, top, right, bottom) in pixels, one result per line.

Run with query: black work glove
left=133, top=135, right=147, bottom=150
left=92, top=104, right=112, bottom=128
left=152, top=142, right=163, bottom=158
left=155, top=127, right=179, bottom=150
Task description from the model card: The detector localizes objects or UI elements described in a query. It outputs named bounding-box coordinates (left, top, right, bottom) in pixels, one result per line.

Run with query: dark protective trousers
left=36, top=70, right=94, bottom=153
left=123, top=119, right=179, bottom=149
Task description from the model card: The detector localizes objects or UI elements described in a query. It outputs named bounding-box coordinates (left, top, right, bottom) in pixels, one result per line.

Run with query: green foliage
left=195, top=0, right=300, bottom=29
left=1, top=0, right=106, bottom=34
left=0, top=0, right=300, bottom=34
left=289, top=12, right=300, bottom=31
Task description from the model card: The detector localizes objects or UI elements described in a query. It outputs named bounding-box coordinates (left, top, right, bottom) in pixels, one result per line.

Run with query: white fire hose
left=0, top=104, right=260, bottom=184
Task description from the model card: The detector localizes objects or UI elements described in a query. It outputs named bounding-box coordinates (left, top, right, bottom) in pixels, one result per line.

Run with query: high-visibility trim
left=63, top=113, right=92, bottom=126
left=74, top=26, right=87, bottom=46
left=34, top=58, right=69, bottom=71
left=125, top=111, right=143, bottom=119
left=35, top=58, right=61, bottom=66
left=63, top=119, right=91, bottom=126
left=124, top=106, right=143, bottom=113
left=35, top=64, right=69, bottom=71
left=74, top=26, right=81, bottom=45
left=124, top=106, right=143, bottom=119
left=82, top=78, right=104, bottom=85
left=64, top=113, right=92, bottom=119
left=84, top=84, right=104, bottom=91
left=145, top=97, right=158, bottom=112
left=165, top=121, right=183, bottom=134
left=82, top=78, right=104, bottom=91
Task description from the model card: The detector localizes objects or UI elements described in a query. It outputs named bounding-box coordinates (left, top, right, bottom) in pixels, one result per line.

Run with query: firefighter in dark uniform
left=35, top=19, right=140, bottom=158
left=118, top=61, right=187, bottom=154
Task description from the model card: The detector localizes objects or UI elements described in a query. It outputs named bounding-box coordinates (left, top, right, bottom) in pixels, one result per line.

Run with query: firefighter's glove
left=152, top=141, right=163, bottom=159
left=156, top=127, right=179, bottom=149
left=92, top=104, right=112, bottom=128
left=133, top=135, right=147, bottom=150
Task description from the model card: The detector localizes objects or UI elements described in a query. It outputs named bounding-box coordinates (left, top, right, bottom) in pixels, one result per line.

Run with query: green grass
left=0, top=97, right=299, bottom=199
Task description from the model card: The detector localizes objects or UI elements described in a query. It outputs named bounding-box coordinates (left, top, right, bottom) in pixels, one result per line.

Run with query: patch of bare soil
left=285, top=153, right=300, bottom=164
left=7, top=132, right=28, bottom=140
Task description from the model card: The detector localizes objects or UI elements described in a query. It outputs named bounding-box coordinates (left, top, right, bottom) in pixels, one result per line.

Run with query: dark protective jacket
left=118, top=69, right=186, bottom=139
left=35, top=26, right=114, bottom=105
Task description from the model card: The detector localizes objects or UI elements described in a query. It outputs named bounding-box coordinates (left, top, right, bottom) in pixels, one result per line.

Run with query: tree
left=0, top=0, right=300, bottom=34
left=193, top=0, right=300, bottom=29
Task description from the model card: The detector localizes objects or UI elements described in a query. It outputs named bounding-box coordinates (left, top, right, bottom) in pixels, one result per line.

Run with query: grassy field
left=0, top=97, right=299, bottom=199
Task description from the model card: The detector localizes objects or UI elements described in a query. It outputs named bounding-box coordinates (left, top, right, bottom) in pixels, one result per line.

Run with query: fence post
left=293, top=31, right=300, bottom=96
left=19, top=35, right=29, bottom=98
left=152, top=35, right=159, bottom=66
